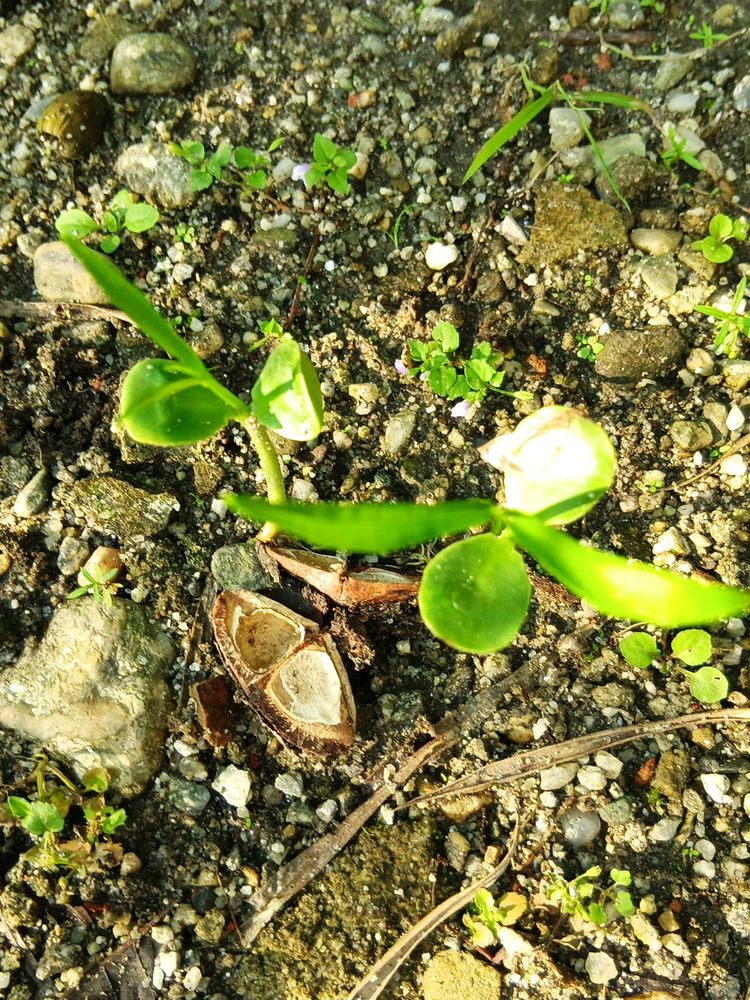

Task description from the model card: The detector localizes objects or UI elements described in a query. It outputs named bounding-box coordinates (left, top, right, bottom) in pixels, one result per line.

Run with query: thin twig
left=346, top=806, right=523, bottom=1000
left=670, top=431, right=750, bottom=491
left=241, top=658, right=541, bottom=944
left=283, top=228, right=321, bottom=332
left=456, top=206, right=497, bottom=298
left=0, top=300, right=134, bottom=325
left=403, top=707, right=750, bottom=810
left=534, top=29, right=655, bottom=46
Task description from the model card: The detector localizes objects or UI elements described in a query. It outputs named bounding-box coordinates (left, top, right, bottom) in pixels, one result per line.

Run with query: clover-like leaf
left=123, top=202, right=160, bottom=233
left=618, top=632, right=658, bottom=669
left=686, top=665, right=728, bottom=704
left=419, top=533, right=531, bottom=653
left=55, top=209, right=98, bottom=239
left=671, top=628, right=712, bottom=666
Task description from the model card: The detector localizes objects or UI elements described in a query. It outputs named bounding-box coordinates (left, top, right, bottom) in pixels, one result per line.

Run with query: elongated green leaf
left=506, top=512, right=750, bottom=626
left=121, top=359, right=237, bottom=445
left=223, top=496, right=497, bottom=554
left=463, top=89, right=554, bottom=183
left=60, top=237, right=205, bottom=375
left=252, top=339, right=324, bottom=441
left=575, top=90, right=652, bottom=113
left=419, top=534, right=531, bottom=653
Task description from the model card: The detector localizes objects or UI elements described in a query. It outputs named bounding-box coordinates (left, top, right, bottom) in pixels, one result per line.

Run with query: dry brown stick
left=346, top=807, right=523, bottom=1000
left=456, top=206, right=497, bottom=298
left=534, top=29, right=655, bottom=45
left=283, top=228, right=321, bottom=332
left=670, top=431, right=750, bottom=491
left=0, top=300, right=133, bottom=325
left=241, top=658, right=540, bottom=944
left=404, top=707, right=750, bottom=810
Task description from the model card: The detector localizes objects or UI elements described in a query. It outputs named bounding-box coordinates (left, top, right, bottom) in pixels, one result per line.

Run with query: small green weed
left=692, top=214, right=748, bottom=264
left=575, top=332, right=604, bottom=362
left=170, top=137, right=283, bottom=194
left=661, top=127, right=703, bottom=171
left=55, top=189, right=159, bottom=254
left=689, top=21, right=728, bottom=48
left=407, top=321, right=532, bottom=407
left=67, top=566, right=121, bottom=608
left=463, top=888, right=527, bottom=947
left=547, top=866, right=635, bottom=925
left=304, top=133, right=357, bottom=195
left=174, top=222, right=196, bottom=245
left=640, top=0, right=666, bottom=11
left=696, top=276, right=749, bottom=356
left=619, top=628, right=728, bottom=702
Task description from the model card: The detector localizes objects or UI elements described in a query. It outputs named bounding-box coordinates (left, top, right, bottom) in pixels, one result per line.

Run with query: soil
left=1, top=1, right=750, bottom=999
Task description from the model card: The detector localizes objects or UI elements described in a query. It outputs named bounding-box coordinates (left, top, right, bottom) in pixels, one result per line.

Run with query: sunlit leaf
left=506, top=512, right=750, bottom=626
left=419, top=534, right=531, bottom=653
left=671, top=628, right=712, bottom=666
left=223, top=495, right=497, bottom=554
left=687, top=665, right=728, bottom=704
left=55, top=209, right=97, bottom=239
left=463, top=89, right=554, bottom=183
left=252, top=339, right=324, bottom=441
left=123, top=202, right=160, bottom=233
left=618, top=632, right=658, bottom=669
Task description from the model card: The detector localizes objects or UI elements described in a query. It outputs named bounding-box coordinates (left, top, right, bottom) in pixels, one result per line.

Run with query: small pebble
left=585, top=951, right=618, bottom=985
left=183, top=967, right=202, bottom=992
left=727, top=405, right=745, bottom=432
left=275, top=772, right=305, bottom=798
left=560, top=807, right=601, bottom=847
left=540, top=763, right=577, bottom=790
left=700, top=773, right=731, bottom=803
left=212, top=765, right=252, bottom=808
left=425, top=242, right=458, bottom=270
left=720, top=454, right=747, bottom=477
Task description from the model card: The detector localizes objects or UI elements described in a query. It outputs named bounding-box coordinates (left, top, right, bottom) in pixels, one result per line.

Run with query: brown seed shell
left=212, top=591, right=356, bottom=755
left=38, top=90, right=109, bottom=158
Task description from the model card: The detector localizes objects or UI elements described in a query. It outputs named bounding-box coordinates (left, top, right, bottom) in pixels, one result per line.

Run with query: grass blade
left=463, top=89, right=554, bottom=184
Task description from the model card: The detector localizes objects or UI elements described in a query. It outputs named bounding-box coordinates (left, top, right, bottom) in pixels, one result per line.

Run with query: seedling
left=661, top=127, right=703, bottom=172
left=618, top=628, right=728, bottom=703
left=463, top=888, right=527, bottom=947
left=60, top=237, right=324, bottom=540
left=689, top=22, right=728, bottom=48
left=55, top=189, right=160, bottom=254
left=304, top=133, right=357, bottom=195
left=695, top=276, right=749, bottom=356
left=407, top=321, right=531, bottom=406
left=640, top=0, right=666, bottom=12
left=67, top=566, right=121, bottom=608
left=546, top=866, right=635, bottom=926
left=391, top=201, right=416, bottom=251
left=575, top=332, right=604, bottom=362
left=692, top=214, right=748, bottom=264
left=174, top=222, right=195, bottom=245
left=169, top=137, right=283, bottom=194
left=462, top=68, right=651, bottom=211
left=223, top=405, right=750, bottom=655
left=1, top=755, right=126, bottom=871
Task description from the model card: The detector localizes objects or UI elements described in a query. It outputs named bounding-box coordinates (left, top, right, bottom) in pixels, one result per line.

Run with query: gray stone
left=639, top=256, right=678, bottom=299
left=12, top=468, right=50, bottom=517
left=33, top=242, right=110, bottom=304
left=210, top=542, right=277, bottom=592
left=115, top=141, right=195, bottom=209
left=58, top=476, right=176, bottom=539
left=212, top=764, right=252, bottom=808
left=585, top=951, right=618, bottom=985
left=251, top=227, right=299, bottom=251
left=598, top=798, right=632, bottom=826
left=286, top=801, right=316, bottom=825
left=351, top=9, right=393, bottom=34
left=669, top=419, right=713, bottom=451
left=654, top=56, right=692, bottom=93
left=80, top=15, right=138, bottom=61
left=548, top=107, right=589, bottom=151
left=560, top=806, right=601, bottom=847
left=110, top=32, right=197, bottom=95
left=171, top=775, right=211, bottom=816
left=564, top=133, right=646, bottom=175
left=595, top=327, right=685, bottom=382
left=722, top=360, right=750, bottom=392
left=0, top=24, right=35, bottom=68
left=418, top=6, right=455, bottom=33
left=274, top=771, right=304, bottom=798
left=383, top=409, right=417, bottom=455
left=540, top=762, right=577, bottom=790
left=630, top=228, right=683, bottom=255
left=37, top=90, right=110, bottom=159
left=649, top=816, right=681, bottom=842
left=0, top=455, right=33, bottom=498
left=733, top=74, right=750, bottom=113
left=595, top=154, right=653, bottom=205
left=57, top=535, right=90, bottom=576
left=0, top=599, right=173, bottom=795
left=607, top=0, right=645, bottom=28
left=445, top=829, right=471, bottom=870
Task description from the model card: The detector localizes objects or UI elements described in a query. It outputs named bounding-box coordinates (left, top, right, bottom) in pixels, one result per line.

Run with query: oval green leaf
left=123, top=202, right=160, bottom=233
left=223, top=495, right=497, bottom=554
left=671, top=628, right=712, bottom=666
left=121, top=359, right=236, bottom=446
left=252, top=339, right=324, bottom=441
left=418, top=534, right=531, bottom=654
left=687, top=665, right=728, bottom=704
left=618, top=632, right=658, bottom=669
left=55, top=209, right=97, bottom=239
left=506, top=512, right=750, bottom=626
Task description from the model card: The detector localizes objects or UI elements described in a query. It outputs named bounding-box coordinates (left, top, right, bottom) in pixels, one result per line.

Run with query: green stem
left=241, top=417, right=286, bottom=541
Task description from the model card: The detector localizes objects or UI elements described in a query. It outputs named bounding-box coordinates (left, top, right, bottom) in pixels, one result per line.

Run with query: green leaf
left=506, top=512, right=750, bottom=626
left=326, top=168, right=350, bottom=194
left=170, top=139, right=205, bottom=164
left=429, top=363, right=457, bottom=397
left=618, top=632, right=658, bottom=669
left=101, top=807, right=127, bottom=834
left=100, top=234, right=121, bottom=254
left=334, top=149, right=357, bottom=169
left=102, top=211, right=121, bottom=234
left=304, top=163, right=328, bottom=188
left=121, top=359, right=237, bottom=446
left=693, top=236, right=733, bottom=263
left=610, top=868, right=632, bottom=887
left=190, top=168, right=214, bottom=191
left=23, top=801, right=65, bottom=836
left=244, top=169, right=268, bottom=190
left=614, top=891, right=635, bottom=917
left=671, top=628, right=713, bottom=666
left=409, top=340, right=428, bottom=361
left=433, top=321, right=460, bottom=353
left=82, top=768, right=109, bottom=793
left=223, top=496, right=497, bottom=554
left=418, top=534, right=531, bottom=653
left=463, top=88, right=555, bottom=183
left=234, top=146, right=258, bottom=168
left=55, top=209, right=98, bottom=239
left=709, top=214, right=733, bottom=241
left=313, top=132, right=338, bottom=163
left=123, top=202, right=160, bottom=233
left=251, top=339, right=323, bottom=441
left=7, top=796, right=32, bottom=819
left=587, top=903, right=607, bottom=925
left=574, top=90, right=652, bottom=114
left=110, top=188, right=135, bottom=212
left=687, top=665, right=728, bottom=704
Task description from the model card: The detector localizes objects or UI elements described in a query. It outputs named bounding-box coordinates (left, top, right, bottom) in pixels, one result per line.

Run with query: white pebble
left=720, top=454, right=747, bottom=477
left=693, top=859, right=716, bottom=878
left=694, top=838, right=716, bottom=861
left=577, top=765, right=607, bottom=791
left=424, top=241, right=458, bottom=270
left=183, top=967, right=202, bottom=992
left=700, top=773, right=731, bottom=803
left=585, top=951, right=618, bottom=984
left=727, top=405, right=745, bottom=432
left=212, top=764, right=252, bottom=808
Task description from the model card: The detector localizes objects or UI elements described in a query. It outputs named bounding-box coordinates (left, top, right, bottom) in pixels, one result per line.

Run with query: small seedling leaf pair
left=619, top=628, right=727, bottom=703
left=56, top=189, right=159, bottom=254
left=692, top=214, right=748, bottom=264
left=61, top=238, right=323, bottom=446
left=7, top=797, right=65, bottom=836
left=696, top=276, right=749, bottom=356
left=305, top=133, right=357, bottom=194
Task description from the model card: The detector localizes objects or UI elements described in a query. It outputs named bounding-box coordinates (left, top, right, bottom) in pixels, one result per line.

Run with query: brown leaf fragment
left=191, top=676, right=241, bottom=748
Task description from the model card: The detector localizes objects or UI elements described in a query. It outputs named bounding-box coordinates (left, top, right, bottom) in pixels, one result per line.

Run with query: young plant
left=304, top=133, right=357, bottom=195
left=692, top=214, right=748, bottom=264
left=640, top=0, right=667, bottom=12
left=406, top=321, right=531, bottom=407
left=463, top=888, right=527, bottom=947
left=695, top=276, right=749, bottom=356
left=661, top=127, right=704, bottom=172
left=2, top=756, right=126, bottom=871
left=223, top=405, right=750, bottom=655
left=546, top=866, right=635, bottom=926
left=60, top=237, right=324, bottom=539
left=174, top=222, right=195, bottom=245
left=689, top=22, right=728, bottom=48
left=169, top=138, right=283, bottom=194
left=618, top=628, right=727, bottom=703
left=462, top=69, right=651, bottom=210
left=575, top=332, right=604, bottom=362
left=55, top=189, right=160, bottom=254
left=67, top=565, right=121, bottom=608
